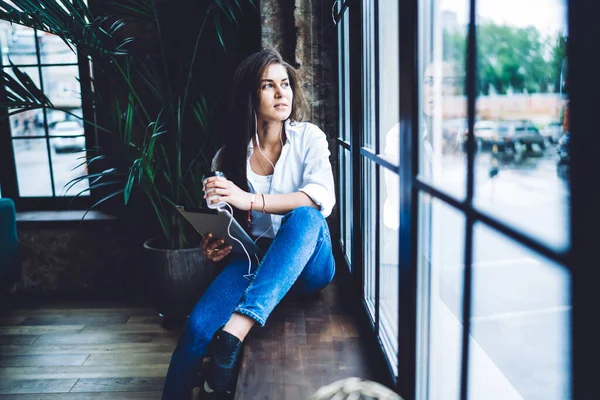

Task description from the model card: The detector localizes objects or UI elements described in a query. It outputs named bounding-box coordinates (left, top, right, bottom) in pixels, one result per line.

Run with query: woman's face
left=256, top=63, right=294, bottom=122
left=422, top=62, right=461, bottom=117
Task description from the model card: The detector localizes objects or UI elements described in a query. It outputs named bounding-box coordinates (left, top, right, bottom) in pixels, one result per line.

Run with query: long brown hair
left=215, top=49, right=309, bottom=232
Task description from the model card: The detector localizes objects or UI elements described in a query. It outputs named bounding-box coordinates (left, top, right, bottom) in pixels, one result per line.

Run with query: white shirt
left=383, top=122, right=433, bottom=230
left=213, top=120, right=336, bottom=236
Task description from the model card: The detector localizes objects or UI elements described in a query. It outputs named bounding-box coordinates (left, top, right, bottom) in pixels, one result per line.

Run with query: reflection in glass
left=468, top=223, right=571, bottom=399
left=473, top=0, right=569, bottom=249
left=49, top=138, right=89, bottom=197
left=13, top=139, right=52, bottom=197
left=417, top=0, right=469, bottom=199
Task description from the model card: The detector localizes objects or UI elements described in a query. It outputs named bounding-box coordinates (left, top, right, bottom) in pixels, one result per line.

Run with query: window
left=337, top=0, right=352, bottom=266
left=421, top=0, right=570, bottom=398
left=0, top=21, right=92, bottom=209
left=336, top=0, right=585, bottom=399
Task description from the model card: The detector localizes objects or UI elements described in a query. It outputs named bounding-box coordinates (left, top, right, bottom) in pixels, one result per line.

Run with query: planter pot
left=143, top=238, right=217, bottom=327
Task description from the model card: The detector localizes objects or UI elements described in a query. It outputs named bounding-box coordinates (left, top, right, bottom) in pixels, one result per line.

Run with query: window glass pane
left=49, top=137, right=88, bottom=197
left=421, top=196, right=464, bottom=400
left=13, top=139, right=52, bottom=196
left=9, top=107, right=43, bottom=138
left=42, top=66, right=81, bottom=108
left=344, top=149, right=352, bottom=261
left=419, top=0, right=469, bottom=199
left=363, top=1, right=375, bottom=149
left=468, top=223, right=571, bottom=399
left=342, top=10, right=351, bottom=143
left=473, top=0, right=569, bottom=249
left=4, top=65, right=41, bottom=92
left=363, top=158, right=376, bottom=322
left=339, top=149, right=347, bottom=250
left=0, top=22, right=39, bottom=66
left=4, top=66, right=44, bottom=138
left=39, top=32, right=77, bottom=64
left=48, top=109, right=84, bottom=135
left=379, top=165, right=399, bottom=374
left=338, top=3, right=350, bottom=144
left=378, top=0, right=399, bottom=159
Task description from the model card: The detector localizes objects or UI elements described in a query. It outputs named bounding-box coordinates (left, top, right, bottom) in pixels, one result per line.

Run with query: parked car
left=459, top=120, right=546, bottom=153
left=504, top=122, right=547, bottom=152
left=51, top=121, right=85, bottom=153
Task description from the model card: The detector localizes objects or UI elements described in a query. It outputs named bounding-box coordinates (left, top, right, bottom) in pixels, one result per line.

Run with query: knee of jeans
left=286, top=206, right=325, bottom=227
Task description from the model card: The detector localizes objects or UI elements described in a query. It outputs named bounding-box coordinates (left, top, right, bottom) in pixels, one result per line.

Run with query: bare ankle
left=222, top=313, right=256, bottom=341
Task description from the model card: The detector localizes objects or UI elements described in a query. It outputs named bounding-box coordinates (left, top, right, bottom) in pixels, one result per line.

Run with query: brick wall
left=261, top=0, right=339, bottom=235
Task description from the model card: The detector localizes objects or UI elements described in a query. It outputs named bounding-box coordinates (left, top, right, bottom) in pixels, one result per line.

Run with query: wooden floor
left=0, top=301, right=177, bottom=399
left=0, top=280, right=375, bottom=399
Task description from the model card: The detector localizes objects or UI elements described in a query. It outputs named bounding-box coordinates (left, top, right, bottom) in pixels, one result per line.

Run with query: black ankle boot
left=204, top=329, right=243, bottom=394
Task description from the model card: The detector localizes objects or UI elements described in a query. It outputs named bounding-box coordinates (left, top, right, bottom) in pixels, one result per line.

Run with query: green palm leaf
left=0, top=0, right=130, bottom=57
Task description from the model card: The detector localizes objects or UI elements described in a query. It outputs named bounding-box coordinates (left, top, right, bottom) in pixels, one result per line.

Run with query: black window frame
left=0, top=27, right=96, bottom=211
left=335, top=0, right=599, bottom=399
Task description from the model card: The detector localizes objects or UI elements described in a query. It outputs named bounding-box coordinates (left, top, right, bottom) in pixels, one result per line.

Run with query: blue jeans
left=162, top=206, right=335, bottom=399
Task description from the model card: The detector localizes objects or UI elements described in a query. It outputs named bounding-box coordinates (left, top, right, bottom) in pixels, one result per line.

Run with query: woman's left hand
left=203, top=176, right=253, bottom=211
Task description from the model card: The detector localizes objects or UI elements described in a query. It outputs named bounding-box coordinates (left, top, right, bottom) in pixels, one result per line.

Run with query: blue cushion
left=0, top=198, right=19, bottom=290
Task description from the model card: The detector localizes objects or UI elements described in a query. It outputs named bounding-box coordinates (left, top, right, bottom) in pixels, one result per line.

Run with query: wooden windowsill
left=16, top=210, right=118, bottom=229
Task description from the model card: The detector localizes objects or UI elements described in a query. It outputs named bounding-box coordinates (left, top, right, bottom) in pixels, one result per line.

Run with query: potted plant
left=0, top=0, right=255, bottom=324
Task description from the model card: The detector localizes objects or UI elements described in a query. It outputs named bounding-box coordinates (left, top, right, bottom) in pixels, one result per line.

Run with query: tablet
left=175, top=206, right=264, bottom=258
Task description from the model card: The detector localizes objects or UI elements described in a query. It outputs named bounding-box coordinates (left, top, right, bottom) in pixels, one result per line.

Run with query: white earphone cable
left=216, top=201, right=256, bottom=280
left=251, top=117, right=284, bottom=243
left=209, top=117, right=285, bottom=280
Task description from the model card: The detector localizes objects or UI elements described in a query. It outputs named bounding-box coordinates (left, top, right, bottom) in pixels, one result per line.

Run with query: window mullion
left=34, top=30, right=57, bottom=198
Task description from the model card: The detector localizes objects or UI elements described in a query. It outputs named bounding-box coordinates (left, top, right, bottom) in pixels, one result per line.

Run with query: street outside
left=378, top=143, right=570, bottom=400
left=12, top=125, right=89, bottom=198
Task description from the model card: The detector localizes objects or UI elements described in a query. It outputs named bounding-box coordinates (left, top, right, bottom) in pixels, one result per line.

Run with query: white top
left=213, top=120, right=336, bottom=236
left=382, top=122, right=433, bottom=230
left=247, top=167, right=274, bottom=238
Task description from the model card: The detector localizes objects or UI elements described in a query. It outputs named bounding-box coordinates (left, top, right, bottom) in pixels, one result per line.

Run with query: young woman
left=161, top=49, right=336, bottom=398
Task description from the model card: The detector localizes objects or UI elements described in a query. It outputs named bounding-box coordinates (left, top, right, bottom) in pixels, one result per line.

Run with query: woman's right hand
left=200, top=233, right=233, bottom=262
